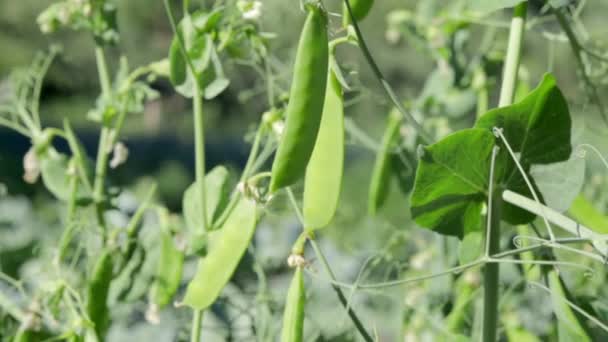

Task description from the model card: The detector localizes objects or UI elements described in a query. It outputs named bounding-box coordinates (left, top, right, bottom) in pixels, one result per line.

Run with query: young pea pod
left=343, top=0, right=375, bottom=27
left=149, top=209, right=184, bottom=309
left=269, top=3, right=329, bottom=193
left=86, top=250, right=114, bottom=341
left=181, top=197, right=257, bottom=310
left=368, top=110, right=402, bottom=215
left=303, top=63, right=344, bottom=231
left=281, top=267, right=305, bottom=342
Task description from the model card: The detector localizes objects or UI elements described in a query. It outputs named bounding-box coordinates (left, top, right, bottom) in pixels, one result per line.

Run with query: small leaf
left=183, top=166, right=230, bottom=232
left=150, top=231, right=184, bottom=308
left=40, top=152, right=72, bottom=201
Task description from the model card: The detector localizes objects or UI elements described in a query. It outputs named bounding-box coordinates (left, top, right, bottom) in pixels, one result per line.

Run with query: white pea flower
left=23, top=147, right=40, bottom=184
left=238, top=1, right=262, bottom=21
left=272, top=120, right=285, bottom=137
left=110, top=141, right=129, bottom=169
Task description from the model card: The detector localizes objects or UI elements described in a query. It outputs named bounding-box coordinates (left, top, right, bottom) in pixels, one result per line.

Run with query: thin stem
left=498, top=3, right=527, bottom=107
left=93, top=47, right=113, bottom=231
left=482, top=187, right=502, bottom=342
left=309, top=239, right=374, bottom=342
left=0, top=117, right=30, bottom=137
left=193, top=82, right=209, bottom=231
left=342, top=0, right=432, bottom=144
left=191, top=309, right=203, bottom=342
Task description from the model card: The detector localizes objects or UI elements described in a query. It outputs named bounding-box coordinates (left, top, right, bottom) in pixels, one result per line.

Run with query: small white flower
left=272, top=120, right=285, bottom=137
left=287, top=254, right=306, bottom=268
left=23, top=147, right=40, bottom=184
left=238, top=1, right=262, bottom=21
left=145, top=303, right=160, bottom=325
left=110, top=142, right=129, bottom=169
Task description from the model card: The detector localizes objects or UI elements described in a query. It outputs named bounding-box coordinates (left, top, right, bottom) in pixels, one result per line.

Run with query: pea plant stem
left=482, top=4, right=527, bottom=341
left=498, top=3, right=527, bottom=107
left=191, top=309, right=203, bottom=342
left=93, top=47, right=113, bottom=231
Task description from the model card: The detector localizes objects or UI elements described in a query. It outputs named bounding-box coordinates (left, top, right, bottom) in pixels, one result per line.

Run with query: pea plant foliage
left=1, top=0, right=608, bottom=341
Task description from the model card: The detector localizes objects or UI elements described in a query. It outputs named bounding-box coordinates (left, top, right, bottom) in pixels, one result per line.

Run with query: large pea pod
left=181, top=197, right=257, bottom=310
left=343, top=0, right=375, bottom=27
left=86, top=250, right=114, bottom=341
left=269, top=3, right=329, bottom=193
left=281, top=266, right=305, bottom=342
left=302, top=62, right=344, bottom=230
left=368, top=110, right=402, bottom=215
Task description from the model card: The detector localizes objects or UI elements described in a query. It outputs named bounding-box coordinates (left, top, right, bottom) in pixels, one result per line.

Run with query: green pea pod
left=281, top=267, right=305, bottom=342
left=547, top=269, right=592, bottom=341
left=269, top=4, right=329, bottom=193
left=343, top=0, right=375, bottom=27
left=150, top=231, right=184, bottom=309
left=181, top=197, right=257, bottom=310
left=86, top=250, right=114, bottom=341
left=303, top=65, right=344, bottom=231
left=368, top=110, right=402, bottom=215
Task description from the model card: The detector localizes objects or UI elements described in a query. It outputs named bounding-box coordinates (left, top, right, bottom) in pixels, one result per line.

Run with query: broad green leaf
left=183, top=166, right=230, bottom=232
left=303, top=69, right=344, bottom=230
left=547, top=269, right=592, bottom=342
left=569, top=195, right=608, bottom=234
left=181, top=197, right=257, bottom=310
left=466, top=0, right=527, bottom=15
left=410, top=73, right=572, bottom=238
left=476, top=73, right=572, bottom=223
left=391, top=148, right=416, bottom=196
left=40, top=152, right=72, bottom=201
left=458, top=231, right=483, bottom=264
left=411, top=128, right=494, bottom=237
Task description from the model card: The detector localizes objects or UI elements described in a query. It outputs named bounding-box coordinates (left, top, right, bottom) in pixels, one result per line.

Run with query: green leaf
left=411, top=128, right=494, bottom=238
left=466, top=0, right=527, bottom=15
left=411, top=74, right=572, bottom=238
left=182, top=166, right=230, bottom=232
left=40, top=152, right=72, bottom=201
left=150, top=231, right=184, bottom=308
left=547, top=269, right=592, bottom=342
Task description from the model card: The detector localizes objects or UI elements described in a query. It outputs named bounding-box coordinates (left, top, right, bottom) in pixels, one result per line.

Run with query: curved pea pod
left=181, top=197, right=257, bottom=310
left=86, top=250, right=114, bottom=341
left=368, top=110, right=402, bottom=215
left=269, top=4, right=329, bottom=193
left=303, top=66, right=344, bottom=231
left=281, top=267, right=305, bottom=342
left=149, top=231, right=184, bottom=309
left=343, top=0, right=375, bottom=26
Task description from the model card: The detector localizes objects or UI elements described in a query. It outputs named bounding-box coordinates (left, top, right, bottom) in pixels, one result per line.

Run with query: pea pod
left=181, top=197, right=257, bottom=310
left=149, top=209, right=184, bottom=309
left=343, top=0, right=375, bottom=27
left=281, top=267, right=305, bottom=342
left=303, top=64, right=344, bottom=230
left=547, top=269, right=592, bottom=341
left=86, top=250, right=114, bottom=341
left=269, top=3, right=329, bottom=193
left=368, top=110, right=402, bottom=215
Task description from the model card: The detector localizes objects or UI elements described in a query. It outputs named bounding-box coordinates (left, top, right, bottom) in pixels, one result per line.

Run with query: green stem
left=309, top=239, right=374, bottom=342
left=93, top=47, right=113, bottom=231
left=191, top=309, right=203, bottom=342
left=482, top=190, right=502, bottom=342
left=193, top=82, right=208, bottom=231
left=498, top=3, right=527, bottom=107
left=56, top=175, right=79, bottom=264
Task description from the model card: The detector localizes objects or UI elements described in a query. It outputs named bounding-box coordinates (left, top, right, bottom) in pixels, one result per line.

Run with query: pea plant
left=1, top=0, right=608, bottom=341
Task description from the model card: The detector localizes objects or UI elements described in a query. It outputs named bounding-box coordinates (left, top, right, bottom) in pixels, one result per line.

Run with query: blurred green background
left=2, top=0, right=608, bottom=340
